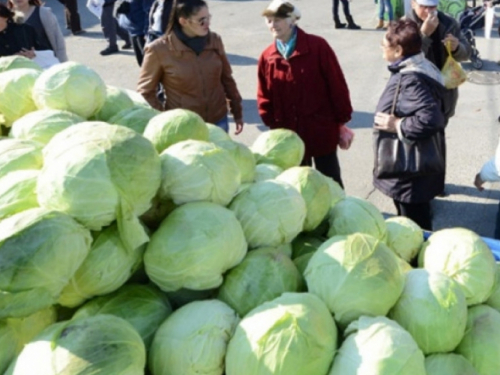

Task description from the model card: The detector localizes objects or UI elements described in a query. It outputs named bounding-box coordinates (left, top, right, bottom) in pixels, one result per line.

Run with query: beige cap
left=262, top=0, right=301, bottom=19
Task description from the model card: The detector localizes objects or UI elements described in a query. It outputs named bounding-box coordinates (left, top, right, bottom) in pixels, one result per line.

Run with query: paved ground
left=47, top=0, right=500, bottom=237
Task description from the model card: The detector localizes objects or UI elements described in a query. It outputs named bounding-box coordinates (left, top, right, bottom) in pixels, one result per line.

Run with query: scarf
left=174, top=25, right=207, bottom=55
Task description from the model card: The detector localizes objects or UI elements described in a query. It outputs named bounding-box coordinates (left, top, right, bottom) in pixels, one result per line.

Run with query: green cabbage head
left=0, top=68, right=40, bottom=126
left=0, top=208, right=92, bottom=319
left=388, top=269, right=467, bottom=354
left=304, top=233, right=404, bottom=328
left=159, top=140, right=241, bottom=206
left=108, top=105, right=160, bottom=134
left=37, top=122, right=161, bottom=251
left=455, top=304, right=500, bottom=375
left=144, top=202, right=247, bottom=292
left=0, top=139, right=42, bottom=178
left=251, top=129, right=305, bottom=170
left=93, top=85, right=135, bottom=122
left=385, top=216, right=423, bottom=262
left=486, top=262, right=500, bottom=312
left=206, top=122, right=231, bottom=143
left=276, top=166, right=332, bottom=232
left=213, top=140, right=256, bottom=183
left=329, top=316, right=426, bottom=375
left=217, top=248, right=303, bottom=317
left=229, top=180, right=306, bottom=249
left=10, top=109, right=84, bottom=145
left=226, top=292, right=337, bottom=375
left=73, top=284, right=172, bottom=349
left=58, top=224, right=145, bottom=308
left=5, top=314, right=146, bottom=375
left=0, top=56, right=41, bottom=72
left=0, top=170, right=39, bottom=220
left=327, top=196, right=387, bottom=241
left=32, top=61, right=107, bottom=118
left=425, top=353, right=479, bottom=375
left=149, top=300, right=238, bottom=375
left=144, top=108, right=209, bottom=153
left=254, top=163, right=283, bottom=182
left=419, top=228, right=497, bottom=305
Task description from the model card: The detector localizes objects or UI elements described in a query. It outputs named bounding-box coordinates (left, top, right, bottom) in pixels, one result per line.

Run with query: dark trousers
left=494, top=201, right=500, bottom=240
left=302, top=151, right=344, bottom=189
left=101, top=4, right=131, bottom=48
left=131, top=35, right=146, bottom=66
left=393, top=200, right=433, bottom=231
left=62, top=0, right=82, bottom=33
left=333, top=0, right=352, bottom=20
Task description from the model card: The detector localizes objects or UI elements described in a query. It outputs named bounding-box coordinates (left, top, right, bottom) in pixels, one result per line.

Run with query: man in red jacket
left=257, top=0, right=354, bottom=188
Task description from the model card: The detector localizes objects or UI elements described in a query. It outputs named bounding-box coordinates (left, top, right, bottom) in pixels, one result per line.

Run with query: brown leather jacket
left=137, top=31, right=243, bottom=124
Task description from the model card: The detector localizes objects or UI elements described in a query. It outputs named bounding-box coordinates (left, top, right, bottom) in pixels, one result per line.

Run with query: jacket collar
left=267, top=27, right=310, bottom=61
left=165, top=31, right=216, bottom=54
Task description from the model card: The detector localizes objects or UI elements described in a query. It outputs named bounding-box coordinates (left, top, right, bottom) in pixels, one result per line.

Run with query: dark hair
left=0, top=2, right=15, bottom=19
left=165, top=0, right=207, bottom=35
left=385, top=19, right=422, bottom=57
left=7, top=0, right=42, bottom=9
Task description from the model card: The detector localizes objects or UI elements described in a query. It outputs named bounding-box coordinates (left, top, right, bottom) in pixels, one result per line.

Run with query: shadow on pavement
left=227, top=53, right=258, bottom=66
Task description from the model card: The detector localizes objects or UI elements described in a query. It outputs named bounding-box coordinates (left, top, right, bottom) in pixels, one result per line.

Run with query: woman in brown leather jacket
left=137, top=0, right=243, bottom=134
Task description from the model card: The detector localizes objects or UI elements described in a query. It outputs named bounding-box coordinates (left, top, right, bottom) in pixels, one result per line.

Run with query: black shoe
left=346, top=16, right=361, bottom=29
left=100, top=46, right=119, bottom=56
left=122, top=43, right=132, bottom=50
left=334, top=20, right=346, bottom=29
left=73, top=29, right=86, bottom=35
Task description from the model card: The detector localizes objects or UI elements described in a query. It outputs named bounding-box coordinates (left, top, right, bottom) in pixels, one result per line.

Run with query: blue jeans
left=214, top=115, right=229, bottom=133
left=379, top=0, right=394, bottom=20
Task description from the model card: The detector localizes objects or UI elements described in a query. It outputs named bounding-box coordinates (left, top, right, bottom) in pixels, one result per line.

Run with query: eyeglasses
left=189, top=14, right=212, bottom=26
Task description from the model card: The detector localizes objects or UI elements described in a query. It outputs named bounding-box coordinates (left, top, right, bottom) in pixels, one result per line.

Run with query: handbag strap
left=390, top=75, right=402, bottom=115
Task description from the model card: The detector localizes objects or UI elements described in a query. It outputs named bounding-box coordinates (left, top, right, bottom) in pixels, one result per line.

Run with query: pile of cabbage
left=0, top=57, right=500, bottom=375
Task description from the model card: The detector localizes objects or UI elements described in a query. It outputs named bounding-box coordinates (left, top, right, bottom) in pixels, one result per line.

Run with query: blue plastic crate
left=423, top=231, right=500, bottom=261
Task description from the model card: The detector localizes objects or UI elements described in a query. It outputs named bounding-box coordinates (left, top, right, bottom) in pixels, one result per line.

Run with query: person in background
left=137, top=0, right=244, bottom=134
left=373, top=19, right=449, bottom=230
left=257, top=0, right=354, bottom=188
left=474, top=140, right=500, bottom=239
left=376, top=0, right=393, bottom=29
left=9, top=0, right=68, bottom=62
left=146, top=0, right=173, bottom=43
left=118, top=0, right=155, bottom=65
left=0, top=2, right=41, bottom=58
left=332, top=0, right=361, bottom=29
left=99, top=0, right=132, bottom=55
left=57, top=0, right=85, bottom=35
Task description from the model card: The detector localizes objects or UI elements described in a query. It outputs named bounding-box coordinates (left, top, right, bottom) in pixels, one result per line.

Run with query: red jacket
left=257, top=27, right=353, bottom=158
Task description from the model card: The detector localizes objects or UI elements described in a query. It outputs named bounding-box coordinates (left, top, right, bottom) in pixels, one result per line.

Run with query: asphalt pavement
left=46, top=0, right=500, bottom=237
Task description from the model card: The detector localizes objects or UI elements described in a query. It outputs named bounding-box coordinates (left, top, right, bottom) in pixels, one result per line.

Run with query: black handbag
left=374, top=76, right=446, bottom=179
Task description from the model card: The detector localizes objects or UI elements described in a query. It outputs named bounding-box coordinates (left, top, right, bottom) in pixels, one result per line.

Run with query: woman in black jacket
left=373, top=19, right=448, bottom=230
left=0, top=3, right=41, bottom=58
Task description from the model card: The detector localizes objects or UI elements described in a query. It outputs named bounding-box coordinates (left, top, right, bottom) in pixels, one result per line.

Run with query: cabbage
left=108, top=105, right=160, bottom=134
left=10, top=109, right=84, bottom=145
left=226, top=292, right=337, bottom=375
left=206, top=122, right=231, bottom=143
left=0, top=139, right=42, bottom=178
left=455, top=304, right=500, bottom=375
left=37, top=122, right=161, bottom=251
left=420, top=228, right=496, bottom=305
left=325, top=177, right=345, bottom=207
left=329, top=316, right=426, bottom=375
left=304, top=233, right=404, bottom=328
left=144, top=108, right=209, bottom=153
left=0, top=68, right=40, bottom=127
left=0, top=307, right=56, bottom=374
left=385, top=216, right=423, bottom=262
left=229, top=180, right=306, bottom=248
left=73, top=284, right=172, bottom=348
left=166, top=288, right=218, bottom=310
left=32, top=62, right=107, bottom=118
left=425, top=353, right=479, bottom=375
left=149, top=300, right=238, bottom=375
left=0, top=56, right=41, bottom=72
left=327, top=196, right=387, bottom=240
left=217, top=248, right=303, bottom=317
left=159, top=140, right=241, bottom=206
left=276, top=166, right=332, bottom=232
left=144, top=201, right=247, bottom=292
left=291, top=233, right=325, bottom=259
left=0, top=170, right=39, bottom=220
left=294, top=252, right=314, bottom=275
left=58, top=224, right=145, bottom=307
left=388, top=269, right=467, bottom=354
left=0, top=208, right=92, bottom=319
left=251, top=129, right=305, bottom=169
left=486, top=263, right=500, bottom=312
left=5, top=315, right=146, bottom=375
left=139, top=195, right=177, bottom=231
left=254, top=163, right=283, bottom=181
left=93, top=85, right=135, bottom=122
left=213, top=140, right=256, bottom=183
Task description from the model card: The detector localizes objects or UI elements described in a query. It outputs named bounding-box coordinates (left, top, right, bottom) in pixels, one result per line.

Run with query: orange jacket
left=137, top=31, right=243, bottom=124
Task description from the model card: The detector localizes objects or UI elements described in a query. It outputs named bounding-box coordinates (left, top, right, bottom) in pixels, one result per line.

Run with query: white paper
left=86, top=0, right=104, bottom=19
left=33, top=50, right=60, bottom=69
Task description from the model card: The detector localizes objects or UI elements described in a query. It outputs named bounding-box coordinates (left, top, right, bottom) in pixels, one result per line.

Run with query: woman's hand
left=234, top=119, right=244, bottom=135
left=338, top=124, right=354, bottom=150
left=16, top=48, right=36, bottom=59
left=374, top=112, right=400, bottom=133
